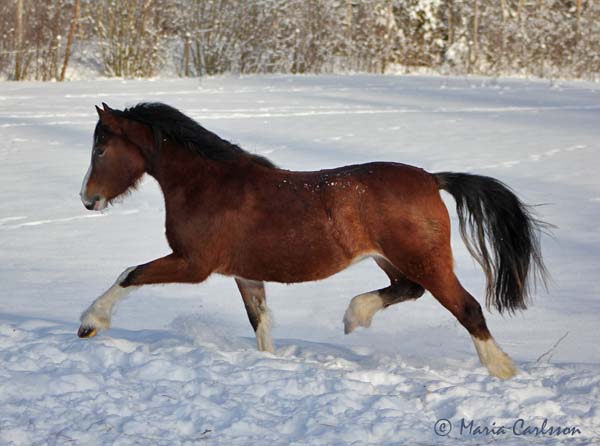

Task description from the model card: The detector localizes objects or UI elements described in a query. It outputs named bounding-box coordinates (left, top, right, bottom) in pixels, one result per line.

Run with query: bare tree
left=14, top=0, right=23, bottom=80
left=60, top=0, right=80, bottom=81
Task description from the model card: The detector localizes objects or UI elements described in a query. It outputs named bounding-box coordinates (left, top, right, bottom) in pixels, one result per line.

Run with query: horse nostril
left=83, top=195, right=99, bottom=210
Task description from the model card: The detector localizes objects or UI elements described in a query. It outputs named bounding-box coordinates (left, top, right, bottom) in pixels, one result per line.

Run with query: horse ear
left=95, top=103, right=122, bottom=134
left=95, top=104, right=153, bottom=153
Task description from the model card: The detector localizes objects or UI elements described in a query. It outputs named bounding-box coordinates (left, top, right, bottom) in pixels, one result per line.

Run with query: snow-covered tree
left=1, top=0, right=598, bottom=80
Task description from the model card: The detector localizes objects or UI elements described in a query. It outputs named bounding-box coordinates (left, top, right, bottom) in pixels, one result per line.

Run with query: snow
left=1, top=75, right=599, bottom=445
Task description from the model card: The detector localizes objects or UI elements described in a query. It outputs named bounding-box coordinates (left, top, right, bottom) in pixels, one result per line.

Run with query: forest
left=1, top=0, right=597, bottom=81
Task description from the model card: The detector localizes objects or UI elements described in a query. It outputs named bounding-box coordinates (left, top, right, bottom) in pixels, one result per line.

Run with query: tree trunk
left=517, top=0, right=528, bottom=76
left=14, top=0, right=23, bottom=80
left=447, top=0, right=454, bottom=47
left=382, top=0, right=395, bottom=73
left=48, top=2, right=63, bottom=81
left=346, top=0, right=353, bottom=65
left=60, top=0, right=80, bottom=81
left=469, top=0, right=480, bottom=72
left=184, top=32, right=190, bottom=76
left=576, top=0, right=583, bottom=40
left=499, top=0, right=508, bottom=74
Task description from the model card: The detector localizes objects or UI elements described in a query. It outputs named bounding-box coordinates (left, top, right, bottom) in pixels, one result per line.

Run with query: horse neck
left=149, top=143, right=250, bottom=208
left=151, top=144, right=210, bottom=188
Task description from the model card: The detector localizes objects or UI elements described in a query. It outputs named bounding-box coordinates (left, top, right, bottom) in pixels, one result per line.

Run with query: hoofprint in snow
left=0, top=75, right=599, bottom=445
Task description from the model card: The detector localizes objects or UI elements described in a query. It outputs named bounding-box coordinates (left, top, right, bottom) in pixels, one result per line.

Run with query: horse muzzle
left=81, top=194, right=106, bottom=211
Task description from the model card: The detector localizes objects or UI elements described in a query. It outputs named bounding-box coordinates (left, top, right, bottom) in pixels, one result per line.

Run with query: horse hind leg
left=235, top=278, right=275, bottom=353
left=391, top=248, right=517, bottom=379
left=430, top=273, right=516, bottom=379
left=343, top=257, right=424, bottom=334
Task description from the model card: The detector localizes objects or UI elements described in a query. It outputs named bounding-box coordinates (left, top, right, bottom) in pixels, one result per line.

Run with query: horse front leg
left=235, top=278, right=275, bottom=353
left=78, top=254, right=209, bottom=338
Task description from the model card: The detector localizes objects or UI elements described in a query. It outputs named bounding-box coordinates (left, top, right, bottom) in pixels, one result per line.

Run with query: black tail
left=435, top=172, right=549, bottom=314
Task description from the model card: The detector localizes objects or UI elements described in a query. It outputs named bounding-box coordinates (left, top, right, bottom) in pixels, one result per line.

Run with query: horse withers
left=78, top=102, right=548, bottom=379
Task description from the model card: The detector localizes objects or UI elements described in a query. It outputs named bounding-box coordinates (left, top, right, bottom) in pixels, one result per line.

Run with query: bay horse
left=78, top=102, right=548, bottom=379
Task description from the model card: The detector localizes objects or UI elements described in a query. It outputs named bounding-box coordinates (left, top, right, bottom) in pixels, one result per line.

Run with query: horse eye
left=95, top=147, right=106, bottom=157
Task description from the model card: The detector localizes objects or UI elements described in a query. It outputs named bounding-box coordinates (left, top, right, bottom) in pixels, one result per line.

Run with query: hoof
left=343, top=304, right=360, bottom=334
left=472, top=336, right=518, bottom=379
left=77, top=326, right=97, bottom=338
left=343, top=293, right=382, bottom=334
left=344, top=319, right=358, bottom=335
left=491, top=359, right=518, bottom=380
left=343, top=305, right=372, bottom=335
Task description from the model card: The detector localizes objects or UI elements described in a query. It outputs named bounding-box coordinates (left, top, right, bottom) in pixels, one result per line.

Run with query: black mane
left=110, top=102, right=275, bottom=167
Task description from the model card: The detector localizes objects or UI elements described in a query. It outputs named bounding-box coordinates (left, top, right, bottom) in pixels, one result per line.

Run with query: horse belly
left=227, top=218, right=373, bottom=283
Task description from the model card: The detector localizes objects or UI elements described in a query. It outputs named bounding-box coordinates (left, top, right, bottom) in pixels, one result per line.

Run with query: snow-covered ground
left=1, top=75, right=599, bottom=445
